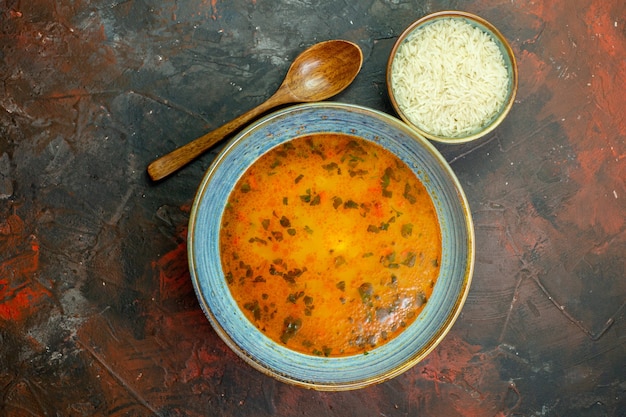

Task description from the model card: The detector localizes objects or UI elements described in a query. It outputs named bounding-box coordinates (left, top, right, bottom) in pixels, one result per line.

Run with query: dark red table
left=1, top=0, right=625, bottom=415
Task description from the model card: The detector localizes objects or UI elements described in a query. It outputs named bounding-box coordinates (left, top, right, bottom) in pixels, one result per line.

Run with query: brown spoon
left=147, top=40, right=363, bottom=181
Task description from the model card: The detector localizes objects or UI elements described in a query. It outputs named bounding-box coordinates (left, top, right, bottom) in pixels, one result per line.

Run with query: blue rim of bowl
left=188, top=102, right=475, bottom=390
left=386, top=10, right=519, bottom=143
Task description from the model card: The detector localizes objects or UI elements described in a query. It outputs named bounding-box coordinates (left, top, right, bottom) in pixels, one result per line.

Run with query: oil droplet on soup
left=220, top=134, right=441, bottom=357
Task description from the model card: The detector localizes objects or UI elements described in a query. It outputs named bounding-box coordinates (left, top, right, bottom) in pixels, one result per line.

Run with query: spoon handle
left=147, top=92, right=288, bottom=181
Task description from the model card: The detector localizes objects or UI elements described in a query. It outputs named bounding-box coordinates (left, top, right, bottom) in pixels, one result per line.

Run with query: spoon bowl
left=147, top=40, right=363, bottom=181
left=283, top=40, right=362, bottom=102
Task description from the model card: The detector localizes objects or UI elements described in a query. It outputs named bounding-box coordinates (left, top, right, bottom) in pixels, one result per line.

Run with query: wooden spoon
left=147, top=40, right=363, bottom=181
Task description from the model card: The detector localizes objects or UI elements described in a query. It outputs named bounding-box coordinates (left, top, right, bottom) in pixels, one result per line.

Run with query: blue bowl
left=188, top=102, right=474, bottom=390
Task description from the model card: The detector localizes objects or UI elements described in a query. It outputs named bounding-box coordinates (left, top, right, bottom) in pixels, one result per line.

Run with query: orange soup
left=220, top=133, right=441, bottom=356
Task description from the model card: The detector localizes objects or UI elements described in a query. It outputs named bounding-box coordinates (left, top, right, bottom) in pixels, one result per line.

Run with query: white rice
left=391, top=18, right=510, bottom=138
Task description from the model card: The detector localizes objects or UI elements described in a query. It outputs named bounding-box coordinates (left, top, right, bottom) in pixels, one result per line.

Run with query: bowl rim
left=386, top=10, right=519, bottom=143
left=188, top=102, right=475, bottom=390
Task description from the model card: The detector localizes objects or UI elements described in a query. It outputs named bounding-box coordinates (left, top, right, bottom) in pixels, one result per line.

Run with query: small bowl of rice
left=387, top=11, right=518, bottom=143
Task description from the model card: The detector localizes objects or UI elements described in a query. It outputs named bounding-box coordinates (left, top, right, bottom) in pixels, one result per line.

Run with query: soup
left=220, top=133, right=441, bottom=356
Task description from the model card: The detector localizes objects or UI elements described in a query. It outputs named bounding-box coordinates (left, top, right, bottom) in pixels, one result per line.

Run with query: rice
left=391, top=18, right=510, bottom=138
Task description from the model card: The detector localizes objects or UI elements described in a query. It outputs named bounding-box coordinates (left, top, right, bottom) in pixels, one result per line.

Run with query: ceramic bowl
left=387, top=11, right=518, bottom=143
left=188, top=102, right=474, bottom=390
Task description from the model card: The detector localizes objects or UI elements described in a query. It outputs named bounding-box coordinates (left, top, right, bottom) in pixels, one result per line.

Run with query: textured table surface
left=1, top=0, right=625, bottom=416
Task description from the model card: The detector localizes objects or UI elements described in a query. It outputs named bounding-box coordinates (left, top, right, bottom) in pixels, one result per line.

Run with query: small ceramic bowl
left=188, top=102, right=474, bottom=390
left=387, top=11, right=518, bottom=143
